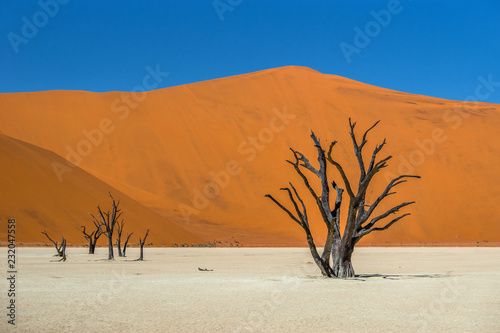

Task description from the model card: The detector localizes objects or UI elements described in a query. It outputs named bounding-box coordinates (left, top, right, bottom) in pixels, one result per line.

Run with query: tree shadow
left=353, top=273, right=446, bottom=281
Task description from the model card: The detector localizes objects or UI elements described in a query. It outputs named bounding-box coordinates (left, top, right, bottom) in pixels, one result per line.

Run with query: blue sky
left=1, top=0, right=500, bottom=103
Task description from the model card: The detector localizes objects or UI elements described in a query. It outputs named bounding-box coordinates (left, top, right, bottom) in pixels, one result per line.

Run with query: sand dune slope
left=0, top=134, right=202, bottom=246
left=1, top=66, right=499, bottom=245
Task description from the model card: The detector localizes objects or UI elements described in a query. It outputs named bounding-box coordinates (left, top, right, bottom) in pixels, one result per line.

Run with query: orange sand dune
left=0, top=134, right=202, bottom=246
left=1, top=66, right=499, bottom=246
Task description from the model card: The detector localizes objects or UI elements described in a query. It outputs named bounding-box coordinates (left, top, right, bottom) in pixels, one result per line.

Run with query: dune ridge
left=0, top=134, right=202, bottom=246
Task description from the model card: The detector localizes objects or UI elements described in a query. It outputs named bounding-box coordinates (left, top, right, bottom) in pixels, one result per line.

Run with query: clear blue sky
left=1, top=0, right=500, bottom=103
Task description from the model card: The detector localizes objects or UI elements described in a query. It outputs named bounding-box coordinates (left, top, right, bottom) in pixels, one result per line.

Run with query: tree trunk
left=87, top=239, right=93, bottom=254
left=321, top=226, right=335, bottom=265
left=135, top=229, right=149, bottom=261
left=138, top=246, right=144, bottom=261
left=334, top=258, right=354, bottom=278
left=305, top=232, right=333, bottom=277
left=107, top=236, right=114, bottom=260
left=116, top=238, right=123, bottom=257
left=90, top=234, right=100, bottom=254
left=60, top=238, right=67, bottom=262
left=332, top=243, right=355, bottom=278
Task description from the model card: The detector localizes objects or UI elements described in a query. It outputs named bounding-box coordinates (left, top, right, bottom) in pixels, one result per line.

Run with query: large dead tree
left=135, top=229, right=149, bottom=261
left=90, top=193, right=123, bottom=260
left=81, top=222, right=102, bottom=254
left=265, top=119, right=420, bottom=278
left=42, top=230, right=63, bottom=257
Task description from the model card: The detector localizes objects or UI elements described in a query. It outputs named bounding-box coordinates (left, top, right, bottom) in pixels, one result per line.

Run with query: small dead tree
left=90, top=193, right=122, bottom=260
left=42, top=230, right=63, bottom=257
left=135, top=229, right=149, bottom=261
left=81, top=222, right=102, bottom=254
left=115, top=220, right=125, bottom=257
left=52, top=237, right=67, bottom=262
left=122, top=232, right=133, bottom=257
left=265, top=119, right=420, bottom=278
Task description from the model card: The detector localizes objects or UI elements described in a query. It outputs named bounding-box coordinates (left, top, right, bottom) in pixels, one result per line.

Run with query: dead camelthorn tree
left=135, top=229, right=149, bottom=261
left=115, top=220, right=125, bottom=257
left=41, top=230, right=63, bottom=257
left=265, top=119, right=420, bottom=278
left=90, top=193, right=123, bottom=260
left=52, top=237, right=67, bottom=262
left=81, top=221, right=102, bottom=254
left=122, top=232, right=133, bottom=257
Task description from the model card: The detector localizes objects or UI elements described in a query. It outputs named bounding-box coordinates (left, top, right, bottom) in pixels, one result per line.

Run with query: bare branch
left=280, top=187, right=307, bottom=227
left=348, top=118, right=365, bottom=179
left=289, top=183, right=308, bottom=227
left=123, top=232, right=133, bottom=257
left=287, top=151, right=320, bottom=201
left=42, top=230, right=62, bottom=256
left=363, top=175, right=421, bottom=220
left=89, top=212, right=104, bottom=233
left=356, top=214, right=411, bottom=238
left=41, top=230, right=57, bottom=246
left=115, top=220, right=124, bottom=237
left=92, top=220, right=103, bottom=240
left=293, top=150, right=319, bottom=176
left=331, top=182, right=343, bottom=236
left=142, top=229, right=149, bottom=244
left=265, top=194, right=302, bottom=226
left=367, top=138, right=386, bottom=173
left=360, top=120, right=380, bottom=150
left=310, top=132, right=336, bottom=227
left=327, top=141, right=355, bottom=198
left=288, top=149, right=331, bottom=227
left=361, top=201, right=416, bottom=233
left=81, top=226, right=94, bottom=241
left=348, top=118, right=381, bottom=180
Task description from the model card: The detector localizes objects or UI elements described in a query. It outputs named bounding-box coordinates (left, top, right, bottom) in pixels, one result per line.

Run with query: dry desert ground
left=2, top=247, right=499, bottom=332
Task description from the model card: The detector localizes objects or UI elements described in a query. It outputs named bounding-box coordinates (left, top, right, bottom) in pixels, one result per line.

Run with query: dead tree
left=90, top=193, right=123, bottom=260
left=81, top=222, right=102, bottom=254
left=52, top=237, right=67, bottom=262
left=265, top=119, right=420, bottom=278
left=115, top=220, right=125, bottom=257
left=42, top=230, right=63, bottom=257
left=122, top=232, right=133, bottom=257
left=135, top=229, right=149, bottom=261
